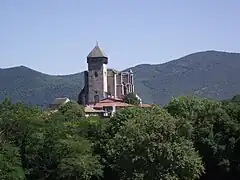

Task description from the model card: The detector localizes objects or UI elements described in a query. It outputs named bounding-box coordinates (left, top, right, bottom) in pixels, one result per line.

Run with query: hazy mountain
left=1, top=51, right=240, bottom=106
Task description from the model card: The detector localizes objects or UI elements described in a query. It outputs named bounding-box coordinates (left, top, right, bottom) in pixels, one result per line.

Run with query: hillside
left=0, top=66, right=84, bottom=107
left=1, top=51, right=240, bottom=106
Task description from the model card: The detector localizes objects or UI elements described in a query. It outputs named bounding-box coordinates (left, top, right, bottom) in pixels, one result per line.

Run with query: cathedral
left=78, top=43, right=135, bottom=105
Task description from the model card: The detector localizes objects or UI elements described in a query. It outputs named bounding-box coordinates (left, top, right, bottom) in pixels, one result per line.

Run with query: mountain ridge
left=1, top=50, right=240, bottom=106
left=1, top=50, right=238, bottom=75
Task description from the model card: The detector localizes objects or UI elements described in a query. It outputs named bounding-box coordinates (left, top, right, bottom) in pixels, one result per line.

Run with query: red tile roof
left=93, top=101, right=133, bottom=108
left=89, top=97, right=152, bottom=109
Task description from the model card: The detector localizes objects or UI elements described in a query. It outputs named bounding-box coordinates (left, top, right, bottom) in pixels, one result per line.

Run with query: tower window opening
left=94, top=95, right=99, bottom=103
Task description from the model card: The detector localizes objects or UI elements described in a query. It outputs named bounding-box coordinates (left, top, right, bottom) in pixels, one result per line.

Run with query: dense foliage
left=1, top=51, right=240, bottom=106
left=123, top=92, right=140, bottom=105
left=165, top=96, right=240, bottom=180
left=1, top=95, right=240, bottom=179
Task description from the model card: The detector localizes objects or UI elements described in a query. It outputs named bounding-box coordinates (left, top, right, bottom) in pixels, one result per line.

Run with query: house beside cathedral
left=78, top=43, right=150, bottom=117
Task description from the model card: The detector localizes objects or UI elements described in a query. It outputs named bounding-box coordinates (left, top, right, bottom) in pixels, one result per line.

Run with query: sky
left=0, top=0, right=239, bottom=75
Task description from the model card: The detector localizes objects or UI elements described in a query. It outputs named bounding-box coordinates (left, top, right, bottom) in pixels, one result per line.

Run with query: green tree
left=165, top=96, right=240, bottom=180
left=0, top=98, right=42, bottom=180
left=22, top=104, right=103, bottom=180
left=0, top=98, right=103, bottom=180
left=123, top=93, right=140, bottom=105
left=0, top=143, right=25, bottom=180
left=58, top=100, right=85, bottom=121
left=95, top=106, right=204, bottom=180
left=221, top=100, right=240, bottom=178
left=24, top=118, right=103, bottom=180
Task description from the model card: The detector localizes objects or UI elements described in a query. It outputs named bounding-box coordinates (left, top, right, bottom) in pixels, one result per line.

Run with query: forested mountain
left=1, top=50, right=240, bottom=106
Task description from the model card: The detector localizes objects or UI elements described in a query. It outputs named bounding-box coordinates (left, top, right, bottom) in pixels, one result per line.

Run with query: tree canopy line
left=0, top=94, right=240, bottom=180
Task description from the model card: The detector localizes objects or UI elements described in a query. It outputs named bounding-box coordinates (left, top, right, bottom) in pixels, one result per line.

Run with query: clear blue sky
left=0, top=0, right=239, bottom=75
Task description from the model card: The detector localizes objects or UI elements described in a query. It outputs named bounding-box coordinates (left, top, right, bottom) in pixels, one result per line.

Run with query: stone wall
left=107, top=69, right=117, bottom=97
left=88, top=61, right=108, bottom=103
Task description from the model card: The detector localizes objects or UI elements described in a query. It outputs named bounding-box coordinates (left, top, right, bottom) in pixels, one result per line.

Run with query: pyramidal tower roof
left=87, top=42, right=107, bottom=58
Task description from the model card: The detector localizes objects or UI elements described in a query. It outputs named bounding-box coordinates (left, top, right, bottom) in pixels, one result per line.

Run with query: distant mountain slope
left=0, top=66, right=84, bottom=107
left=132, top=50, right=240, bottom=104
left=1, top=51, right=240, bottom=106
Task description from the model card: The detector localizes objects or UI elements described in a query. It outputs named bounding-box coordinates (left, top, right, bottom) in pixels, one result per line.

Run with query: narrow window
left=94, top=95, right=99, bottom=103
left=94, top=71, right=98, bottom=77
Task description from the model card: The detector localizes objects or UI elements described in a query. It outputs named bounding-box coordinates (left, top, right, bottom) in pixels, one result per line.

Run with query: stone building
left=78, top=43, right=135, bottom=105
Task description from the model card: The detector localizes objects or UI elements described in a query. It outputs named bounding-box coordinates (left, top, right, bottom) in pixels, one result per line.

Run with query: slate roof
left=87, top=44, right=107, bottom=58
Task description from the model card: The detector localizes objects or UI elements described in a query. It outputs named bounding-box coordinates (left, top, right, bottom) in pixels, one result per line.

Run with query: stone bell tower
left=87, top=42, right=108, bottom=103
